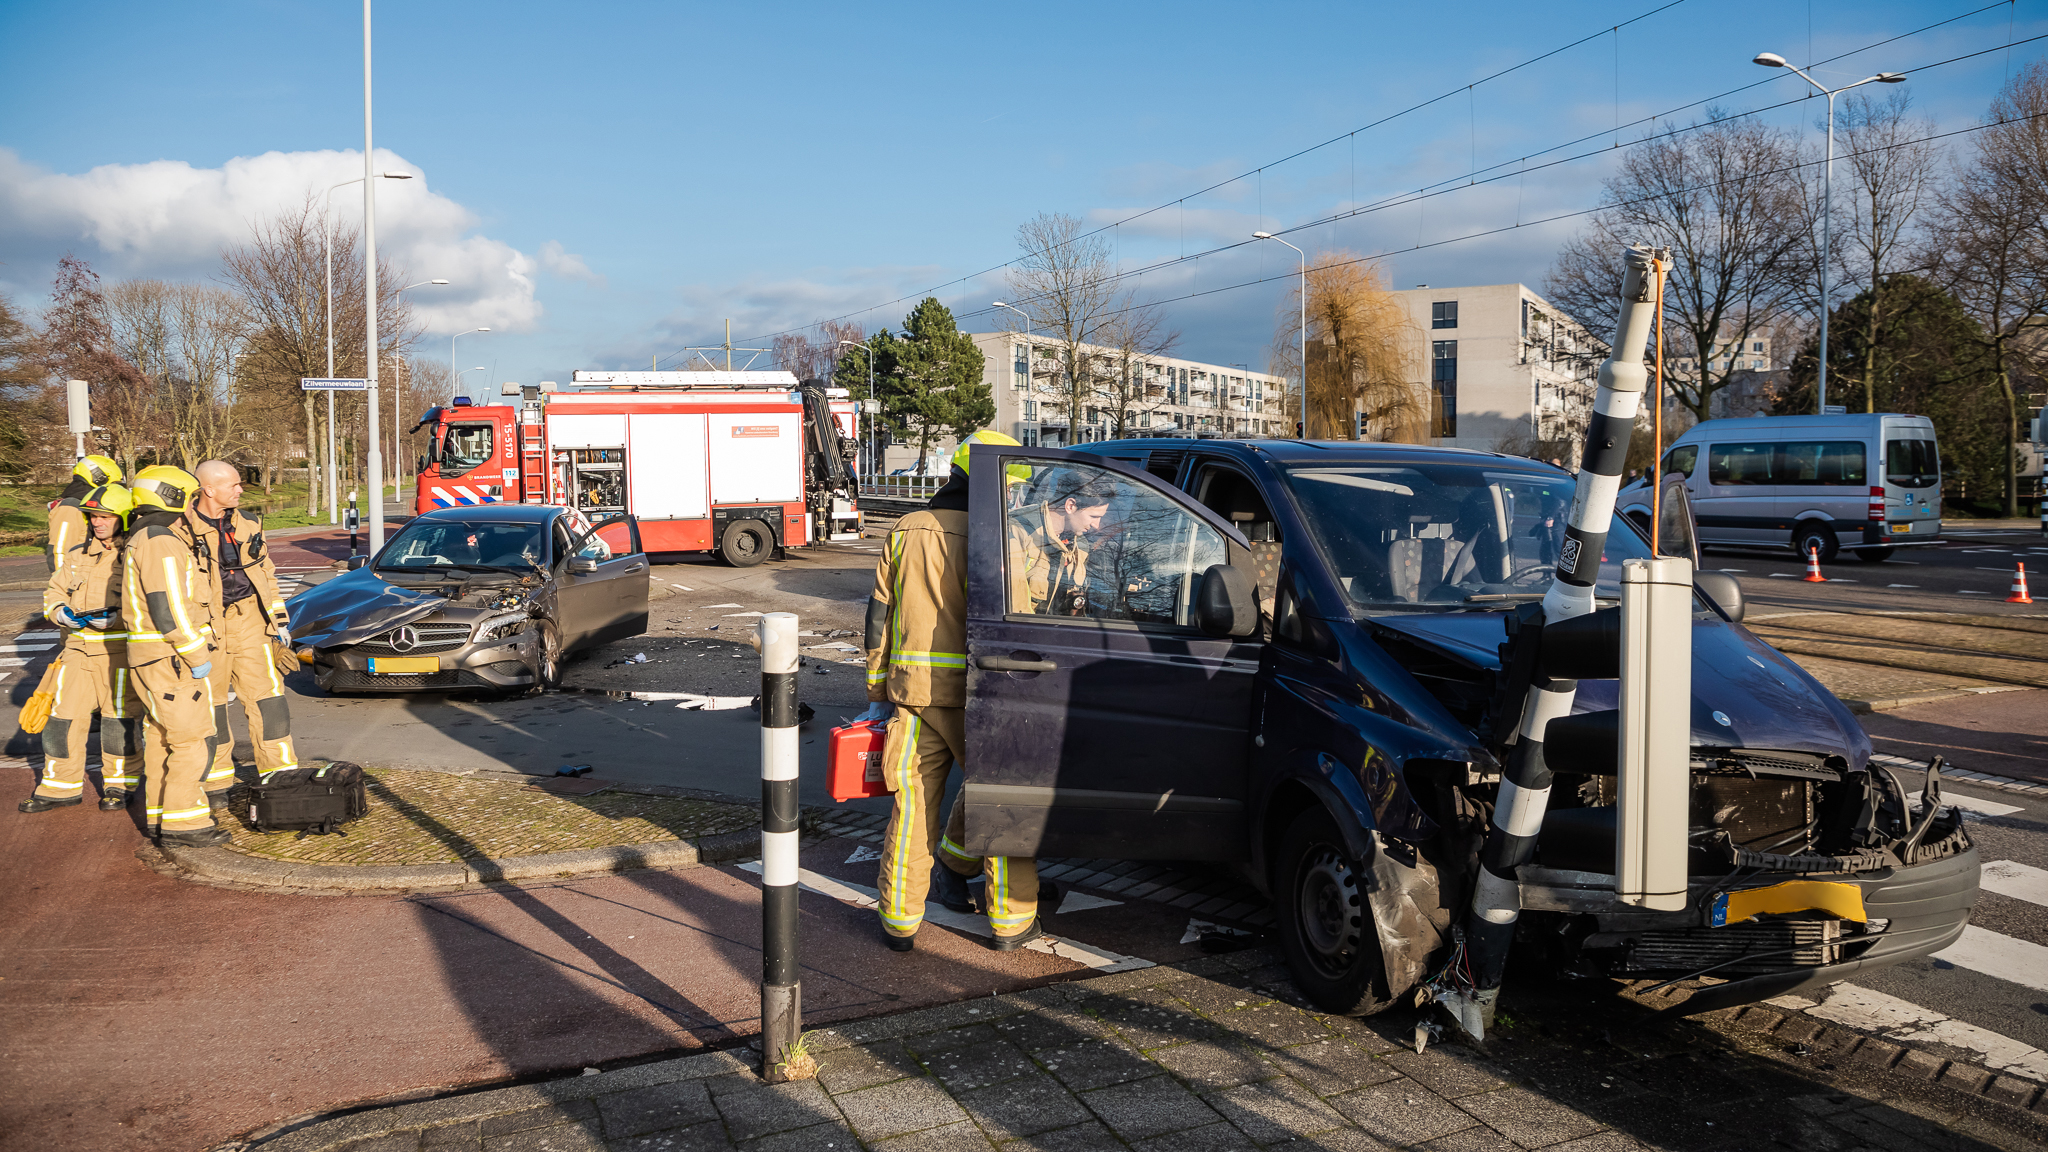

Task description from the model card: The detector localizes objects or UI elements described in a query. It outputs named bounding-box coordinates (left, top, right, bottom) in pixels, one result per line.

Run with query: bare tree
left=1271, top=254, right=1426, bottom=441
left=40, top=256, right=156, bottom=477
left=1926, top=61, right=2048, bottom=516
left=105, top=280, right=249, bottom=470
left=0, top=289, right=56, bottom=481
left=222, top=198, right=417, bottom=514
left=1834, top=90, right=1944, bottom=412
left=1003, top=213, right=1118, bottom=444
left=1094, top=302, right=1179, bottom=438
left=1546, top=114, right=1808, bottom=421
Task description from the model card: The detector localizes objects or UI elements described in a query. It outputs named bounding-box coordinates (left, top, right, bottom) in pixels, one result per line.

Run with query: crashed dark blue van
left=952, top=439, right=1977, bottom=1017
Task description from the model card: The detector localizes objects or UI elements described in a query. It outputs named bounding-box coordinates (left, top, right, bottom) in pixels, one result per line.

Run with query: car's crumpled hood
left=286, top=569, right=540, bottom=649
left=1368, top=610, right=1870, bottom=767
left=285, top=568, right=447, bottom=649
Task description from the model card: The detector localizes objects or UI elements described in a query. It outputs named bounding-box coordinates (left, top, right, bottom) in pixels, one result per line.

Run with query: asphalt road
left=1709, top=524, right=2048, bottom=618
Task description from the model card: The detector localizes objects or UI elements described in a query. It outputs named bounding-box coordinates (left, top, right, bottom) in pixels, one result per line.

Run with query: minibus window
left=1778, top=441, right=1867, bottom=485
left=1707, top=443, right=1774, bottom=485
left=1886, top=439, right=1939, bottom=488
left=1662, top=445, right=1698, bottom=476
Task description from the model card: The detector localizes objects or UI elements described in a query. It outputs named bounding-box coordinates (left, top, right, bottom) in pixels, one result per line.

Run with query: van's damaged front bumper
left=1517, top=818, right=1978, bottom=1015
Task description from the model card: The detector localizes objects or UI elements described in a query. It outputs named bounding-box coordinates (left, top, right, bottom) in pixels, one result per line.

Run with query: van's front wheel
left=1274, top=807, right=1394, bottom=1016
left=1792, top=521, right=1839, bottom=564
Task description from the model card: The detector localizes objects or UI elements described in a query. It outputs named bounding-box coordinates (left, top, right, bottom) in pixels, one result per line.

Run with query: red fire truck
left=410, top=371, right=861, bottom=565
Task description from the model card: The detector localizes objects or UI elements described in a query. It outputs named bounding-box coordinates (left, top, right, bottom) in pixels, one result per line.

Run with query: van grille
left=1622, top=920, right=1843, bottom=974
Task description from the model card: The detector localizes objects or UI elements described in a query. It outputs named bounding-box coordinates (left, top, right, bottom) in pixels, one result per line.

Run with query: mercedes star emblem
left=389, top=625, right=420, bottom=653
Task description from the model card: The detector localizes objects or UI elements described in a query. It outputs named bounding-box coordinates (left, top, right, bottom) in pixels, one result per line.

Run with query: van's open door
left=961, top=445, right=1261, bottom=862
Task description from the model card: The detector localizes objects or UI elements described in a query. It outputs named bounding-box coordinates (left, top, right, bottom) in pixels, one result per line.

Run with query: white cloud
left=539, top=240, right=602, bottom=287
left=0, top=146, right=541, bottom=334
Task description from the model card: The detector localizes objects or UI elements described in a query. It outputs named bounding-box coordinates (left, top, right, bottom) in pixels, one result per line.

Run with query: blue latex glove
left=854, top=701, right=895, bottom=725
left=275, top=625, right=292, bottom=648
left=49, top=605, right=82, bottom=630
left=190, top=660, right=213, bottom=680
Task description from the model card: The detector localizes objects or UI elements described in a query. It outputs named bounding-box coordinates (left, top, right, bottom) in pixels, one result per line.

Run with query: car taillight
left=1869, top=485, right=1886, bottom=522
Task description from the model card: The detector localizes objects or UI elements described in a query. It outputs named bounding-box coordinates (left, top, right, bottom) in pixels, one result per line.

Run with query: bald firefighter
left=860, top=431, right=1054, bottom=952
left=191, top=460, right=297, bottom=792
left=21, top=484, right=145, bottom=813
left=47, top=455, right=123, bottom=573
left=123, top=466, right=229, bottom=846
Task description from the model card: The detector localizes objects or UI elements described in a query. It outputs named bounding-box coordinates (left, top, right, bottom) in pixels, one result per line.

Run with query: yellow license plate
left=368, top=656, right=440, bottom=674
left=1890, top=522, right=1912, bottom=534
left=1711, top=880, right=1865, bottom=927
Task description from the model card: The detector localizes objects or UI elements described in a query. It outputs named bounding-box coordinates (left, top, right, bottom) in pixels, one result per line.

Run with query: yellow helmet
left=78, top=484, right=133, bottom=527
left=73, top=455, right=122, bottom=487
left=130, top=466, right=199, bottom=513
left=951, top=430, right=1028, bottom=481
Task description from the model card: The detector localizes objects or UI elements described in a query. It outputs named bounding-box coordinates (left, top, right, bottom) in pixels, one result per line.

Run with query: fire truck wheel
left=1274, top=806, right=1394, bottom=1017
left=720, top=520, right=772, bottom=568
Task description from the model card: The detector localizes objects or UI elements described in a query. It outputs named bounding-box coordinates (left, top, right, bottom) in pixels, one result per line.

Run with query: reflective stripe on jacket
left=44, top=535, right=127, bottom=657
left=46, top=501, right=86, bottom=573
left=122, top=523, right=215, bottom=666
left=865, top=507, right=968, bottom=708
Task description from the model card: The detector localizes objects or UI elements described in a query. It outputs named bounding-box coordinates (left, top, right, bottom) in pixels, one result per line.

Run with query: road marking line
left=16, top=631, right=57, bottom=640
left=1932, top=925, right=2048, bottom=992
left=1908, top=790, right=2023, bottom=818
left=1958, top=590, right=1991, bottom=595
left=0, top=658, right=30, bottom=667
left=736, top=862, right=1152, bottom=973
left=1980, top=860, right=2048, bottom=906
left=0, top=644, right=57, bottom=653
left=1887, top=584, right=1919, bottom=588
left=1770, top=983, right=2048, bottom=1081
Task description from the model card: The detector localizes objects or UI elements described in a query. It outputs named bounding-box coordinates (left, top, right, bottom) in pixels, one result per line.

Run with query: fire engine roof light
left=451, top=396, right=472, bottom=407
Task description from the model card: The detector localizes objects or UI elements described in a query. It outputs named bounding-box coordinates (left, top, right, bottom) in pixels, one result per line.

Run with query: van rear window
left=1706, top=441, right=1865, bottom=485
left=1886, top=439, right=1940, bottom=488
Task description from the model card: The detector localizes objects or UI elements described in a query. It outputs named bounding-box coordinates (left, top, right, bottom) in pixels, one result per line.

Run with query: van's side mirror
left=345, top=556, right=369, bottom=571
left=1694, top=571, right=1744, bottom=622
left=415, top=455, right=426, bottom=475
left=1196, top=564, right=1258, bottom=638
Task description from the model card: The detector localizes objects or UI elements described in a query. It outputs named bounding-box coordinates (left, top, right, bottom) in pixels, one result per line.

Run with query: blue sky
left=2, top=0, right=2039, bottom=391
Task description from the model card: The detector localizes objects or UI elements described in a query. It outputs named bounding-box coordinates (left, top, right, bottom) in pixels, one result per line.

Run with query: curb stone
left=159, top=827, right=761, bottom=894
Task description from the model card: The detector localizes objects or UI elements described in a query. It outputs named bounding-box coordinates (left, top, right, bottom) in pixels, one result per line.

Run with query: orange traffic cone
left=1803, top=545, right=1827, bottom=582
left=2009, top=562, right=2034, bottom=604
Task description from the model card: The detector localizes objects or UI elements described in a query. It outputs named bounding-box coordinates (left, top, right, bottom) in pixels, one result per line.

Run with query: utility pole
left=362, top=0, right=385, bottom=553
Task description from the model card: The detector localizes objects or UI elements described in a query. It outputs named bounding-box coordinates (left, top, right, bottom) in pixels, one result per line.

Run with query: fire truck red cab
left=411, top=371, right=860, bottom=566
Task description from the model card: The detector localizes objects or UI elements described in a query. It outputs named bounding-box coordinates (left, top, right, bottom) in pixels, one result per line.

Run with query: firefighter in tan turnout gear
left=21, top=484, right=146, bottom=814
left=191, top=460, right=298, bottom=788
left=860, top=431, right=1054, bottom=952
left=46, top=455, right=123, bottom=573
left=123, top=466, right=230, bottom=846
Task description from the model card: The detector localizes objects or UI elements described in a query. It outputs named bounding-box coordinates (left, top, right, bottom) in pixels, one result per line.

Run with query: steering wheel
left=1506, top=561, right=1554, bottom=585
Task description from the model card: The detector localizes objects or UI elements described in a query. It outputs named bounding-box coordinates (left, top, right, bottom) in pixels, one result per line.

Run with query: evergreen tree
left=876, top=298, right=991, bottom=472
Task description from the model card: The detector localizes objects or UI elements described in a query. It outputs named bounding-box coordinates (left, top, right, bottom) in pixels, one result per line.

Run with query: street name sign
left=301, top=378, right=370, bottom=391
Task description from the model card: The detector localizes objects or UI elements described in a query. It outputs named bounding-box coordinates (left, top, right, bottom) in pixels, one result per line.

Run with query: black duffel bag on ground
left=248, top=761, right=368, bottom=836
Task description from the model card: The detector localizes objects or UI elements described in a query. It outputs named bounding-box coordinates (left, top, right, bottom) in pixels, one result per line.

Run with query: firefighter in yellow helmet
left=47, top=455, right=123, bottom=573
left=190, top=460, right=298, bottom=785
left=859, top=430, right=1057, bottom=951
left=21, top=484, right=146, bottom=814
left=123, top=466, right=231, bottom=846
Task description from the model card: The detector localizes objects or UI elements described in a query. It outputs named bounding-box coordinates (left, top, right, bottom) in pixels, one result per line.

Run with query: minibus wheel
left=1274, top=807, right=1394, bottom=1016
left=1791, top=521, right=1838, bottom=564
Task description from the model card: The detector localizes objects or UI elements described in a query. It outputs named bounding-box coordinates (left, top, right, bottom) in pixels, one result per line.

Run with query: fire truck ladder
left=520, top=423, right=547, bottom=503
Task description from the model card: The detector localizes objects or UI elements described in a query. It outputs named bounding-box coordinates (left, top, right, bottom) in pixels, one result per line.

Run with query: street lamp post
left=837, top=340, right=876, bottom=477
left=326, top=171, right=413, bottom=523
left=362, top=0, right=388, bottom=552
left=451, top=328, right=490, bottom=399
left=992, top=301, right=1047, bottom=442
left=1253, top=233, right=1306, bottom=438
left=1752, top=52, right=1904, bottom=414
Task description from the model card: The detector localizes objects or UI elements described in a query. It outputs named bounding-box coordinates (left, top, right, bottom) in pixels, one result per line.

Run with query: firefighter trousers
left=34, top=650, right=143, bottom=800
left=218, top=599, right=296, bottom=782
left=135, top=655, right=222, bottom=833
left=876, top=704, right=1038, bottom=940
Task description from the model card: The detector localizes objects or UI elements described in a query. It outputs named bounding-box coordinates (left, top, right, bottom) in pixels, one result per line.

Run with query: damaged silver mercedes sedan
left=285, top=504, right=649, bottom=694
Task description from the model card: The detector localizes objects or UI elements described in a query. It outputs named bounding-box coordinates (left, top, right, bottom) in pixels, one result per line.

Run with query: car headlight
left=474, top=612, right=532, bottom=643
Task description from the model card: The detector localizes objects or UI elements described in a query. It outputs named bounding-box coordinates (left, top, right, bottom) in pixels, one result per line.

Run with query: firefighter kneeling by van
left=21, top=484, right=145, bottom=814
left=859, top=431, right=1059, bottom=952
left=123, top=466, right=231, bottom=846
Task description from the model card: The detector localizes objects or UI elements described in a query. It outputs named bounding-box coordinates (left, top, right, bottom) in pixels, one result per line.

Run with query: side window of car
left=1001, top=458, right=1224, bottom=628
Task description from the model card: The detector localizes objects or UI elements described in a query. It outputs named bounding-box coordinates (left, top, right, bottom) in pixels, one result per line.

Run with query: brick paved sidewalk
left=236, top=950, right=2029, bottom=1152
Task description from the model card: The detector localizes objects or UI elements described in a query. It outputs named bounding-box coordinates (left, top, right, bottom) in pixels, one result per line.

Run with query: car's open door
left=961, top=445, right=1262, bottom=862
left=558, top=513, right=649, bottom=649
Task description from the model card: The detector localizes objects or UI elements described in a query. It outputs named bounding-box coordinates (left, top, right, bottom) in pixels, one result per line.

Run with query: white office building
left=1385, top=284, right=1608, bottom=453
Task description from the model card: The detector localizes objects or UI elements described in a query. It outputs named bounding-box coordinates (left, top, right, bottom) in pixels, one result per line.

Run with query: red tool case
left=827, top=719, right=890, bottom=802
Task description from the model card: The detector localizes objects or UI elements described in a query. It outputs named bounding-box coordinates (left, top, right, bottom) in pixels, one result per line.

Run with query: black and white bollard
left=1444, top=244, right=1667, bottom=1042
left=758, top=611, right=803, bottom=1081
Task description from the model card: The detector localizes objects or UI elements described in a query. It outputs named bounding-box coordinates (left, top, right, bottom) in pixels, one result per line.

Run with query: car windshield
left=1284, top=463, right=1652, bottom=612
left=378, top=519, right=547, bottom=573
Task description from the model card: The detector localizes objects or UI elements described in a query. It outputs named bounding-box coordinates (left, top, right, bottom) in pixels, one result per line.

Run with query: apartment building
left=965, top=333, right=1286, bottom=448
left=1385, top=284, right=1608, bottom=453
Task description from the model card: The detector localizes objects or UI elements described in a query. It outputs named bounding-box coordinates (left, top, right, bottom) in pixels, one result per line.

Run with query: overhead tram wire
left=1049, top=107, right=2048, bottom=330
left=735, top=0, right=2013, bottom=349
left=951, top=26, right=2048, bottom=329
